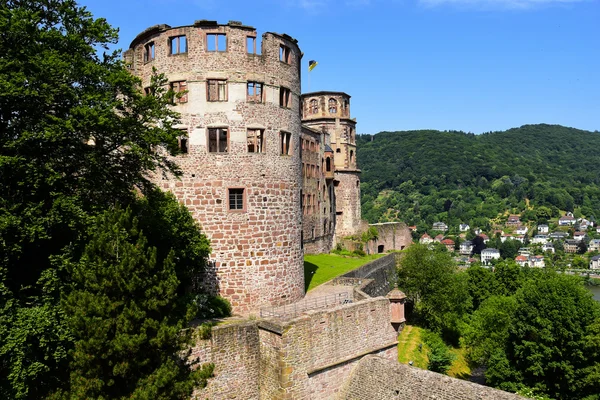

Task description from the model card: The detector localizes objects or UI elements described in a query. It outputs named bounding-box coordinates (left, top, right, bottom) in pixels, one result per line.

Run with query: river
left=588, top=285, right=600, bottom=301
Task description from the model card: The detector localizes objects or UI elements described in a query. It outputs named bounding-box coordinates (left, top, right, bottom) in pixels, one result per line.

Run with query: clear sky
left=80, top=0, right=599, bottom=135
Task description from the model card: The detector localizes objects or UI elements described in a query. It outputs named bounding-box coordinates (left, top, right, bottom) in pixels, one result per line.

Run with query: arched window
left=310, top=99, right=318, bottom=114
left=326, top=157, right=331, bottom=172
left=328, top=98, right=337, bottom=114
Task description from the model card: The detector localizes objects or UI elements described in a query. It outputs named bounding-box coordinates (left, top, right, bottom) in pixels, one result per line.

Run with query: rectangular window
left=208, top=128, right=228, bottom=153
left=178, top=137, right=188, bottom=154
left=207, top=79, right=227, bottom=101
left=247, top=129, right=264, bottom=153
left=280, top=131, right=291, bottom=155
left=207, top=33, right=226, bottom=51
left=247, top=82, right=263, bottom=103
left=246, top=36, right=260, bottom=54
left=279, top=44, right=291, bottom=64
left=144, top=87, right=152, bottom=96
left=279, top=87, right=291, bottom=108
left=170, top=35, right=187, bottom=55
left=144, top=42, right=155, bottom=62
left=228, top=188, right=244, bottom=211
left=170, top=81, right=188, bottom=103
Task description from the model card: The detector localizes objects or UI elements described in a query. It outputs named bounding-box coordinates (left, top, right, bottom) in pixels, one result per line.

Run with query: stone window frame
left=206, top=79, right=228, bottom=102
left=207, top=127, right=229, bottom=153
left=227, top=187, right=246, bottom=212
left=280, top=131, right=292, bottom=156
left=309, top=99, right=318, bottom=114
left=279, top=87, right=291, bottom=108
left=246, top=36, right=260, bottom=55
left=169, top=35, right=187, bottom=55
left=246, top=128, right=265, bottom=154
left=170, top=80, right=188, bottom=103
left=246, top=81, right=264, bottom=103
left=143, top=42, right=155, bottom=63
left=328, top=98, right=337, bottom=114
left=206, top=33, right=227, bottom=52
left=178, top=128, right=189, bottom=155
left=279, top=44, right=291, bottom=64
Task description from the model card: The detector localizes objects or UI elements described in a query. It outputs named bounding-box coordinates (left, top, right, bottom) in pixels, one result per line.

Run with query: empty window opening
left=311, top=227, right=315, bottom=239
left=144, top=42, right=155, bottom=62
left=207, top=33, right=226, bottom=51
left=246, top=36, right=261, bottom=54
left=336, top=148, right=341, bottom=153
left=178, top=137, right=188, bottom=154
left=170, top=35, right=187, bottom=55
left=247, top=82, right=263, bottom=102
left=350, top=150, right=354, bottom=163
left=279, top=45, right=291, bottom=63
left=310, top=99, right=318, bottom=114
left=279, top=87, right=291, bottom=108
left=170, top=81, right=188, bottom=103
left=329, top=98, right=337, bottom=114
left=326, top=157, right=331, bottom=171
left=207, top=79, right=227, bottom=101
left=247, top=129, right=264, bottom=153
left=228, top=188, right=244, bottom=210
left=280, top=131, right=291, bottom=155
left=208, top=128, right=228, bottom=153
left=144, top=87, right=152, bottom=96
left=378, top=245, right=385, bottom=253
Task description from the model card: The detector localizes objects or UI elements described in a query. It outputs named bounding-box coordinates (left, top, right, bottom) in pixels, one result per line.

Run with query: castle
left=124, top=20, right=409, bottom=313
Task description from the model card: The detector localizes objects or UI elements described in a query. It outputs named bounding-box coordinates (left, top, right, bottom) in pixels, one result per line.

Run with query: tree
left=465, top=265, right=499, bottom=309
left=0, top=1, right=202, bottom=398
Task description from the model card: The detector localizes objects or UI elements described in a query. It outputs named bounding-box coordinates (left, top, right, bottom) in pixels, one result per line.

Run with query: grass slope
left=303, top=253, right=384, bottom=292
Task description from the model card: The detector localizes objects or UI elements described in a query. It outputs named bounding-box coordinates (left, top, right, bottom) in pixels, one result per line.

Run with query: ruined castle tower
left=124, top=21, right=304, bottom=312
left=301, top=92, right=362, bottom=239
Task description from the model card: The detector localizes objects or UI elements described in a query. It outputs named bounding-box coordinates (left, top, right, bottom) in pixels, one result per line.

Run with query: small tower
left=386, top=286, right=407, bottom=333
left=301, top=92, right=362, bottom=239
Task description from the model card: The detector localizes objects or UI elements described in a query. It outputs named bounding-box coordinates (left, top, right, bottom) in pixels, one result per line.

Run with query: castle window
left=208, top=127, right=228, bottom=153
left=309, top=99, right=318, bottom=114
left=170, top=81, right=188, bottom=103
left=280, top=131, right=291, bottom=155
left=170, top=35, right=187, bottom=55
left=228, top=188, right=245, bottom=211
left=247, top=129, right=264, bottom=153
left=336, top=148, right=341, bottom=153
left=144, top=87, right=152, bottom=96
left=350, top=150, right=354, bottom=163
left=329, top=98, right=337, bottom=114
left=207, top=79, right=227, bottom=102
left=279, top=45, right=291, bottom=64
left=326, top=157, right=331, bottom=171
left=206, top=33, right=227, bottom=51
left=247, top=82, right=263, bottom=102
left=246, top=36, right=260, bottom=54
left=279, top=87, right=291, bottom=108
left=343, top=100, right=349, bottom=116
left=178, top=137, right=188, bottom=154
left=143, top=42, right=155, bottom=63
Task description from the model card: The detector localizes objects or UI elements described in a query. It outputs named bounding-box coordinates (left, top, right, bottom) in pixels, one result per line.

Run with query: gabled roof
left=441, top=239, right=455, bottom=245
left=515, top=255, right=528, bottom=261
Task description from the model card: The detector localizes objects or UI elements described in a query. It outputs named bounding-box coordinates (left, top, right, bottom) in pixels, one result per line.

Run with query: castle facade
left=125, top=20, right=364, bottom=312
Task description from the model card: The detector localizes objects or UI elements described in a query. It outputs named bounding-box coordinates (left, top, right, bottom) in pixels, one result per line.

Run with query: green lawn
left=303, top=253, right=385, bottom=291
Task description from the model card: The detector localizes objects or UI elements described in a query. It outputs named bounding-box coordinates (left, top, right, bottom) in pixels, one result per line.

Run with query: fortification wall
left=366, top=222, right=412, bottom=253
left=339, top=355, right=525, bottom=400
left=126, top=22, right=304, bottom=312
left=333, top=252, right=398, bottom=298
left=334, top=170, right=362, bottom=237
left=190, top=321, right=260, bottom=399
left=303, top=233, right=335, bottom=254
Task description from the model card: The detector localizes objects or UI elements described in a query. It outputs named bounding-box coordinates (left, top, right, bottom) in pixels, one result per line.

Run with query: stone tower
left=124, top=21, right=304, bottom=312
left=301, top=92, right=362, bottom=239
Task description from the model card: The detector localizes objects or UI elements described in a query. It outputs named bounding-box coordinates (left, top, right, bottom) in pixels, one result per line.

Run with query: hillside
left=357, top=124, right=600, bottom=231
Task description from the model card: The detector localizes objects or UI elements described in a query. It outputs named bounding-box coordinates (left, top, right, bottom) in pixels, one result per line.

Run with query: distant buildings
left=559, top=215, right=576, bottom=226
left=481, top=248, right=500, bottom=265
left=591, top=255, right=600, bottom=270
left=460, top=240, right=474, bottom=255
left=537, top=224, right=549, bottom=234
left=433, top=222, right=448, bottom=232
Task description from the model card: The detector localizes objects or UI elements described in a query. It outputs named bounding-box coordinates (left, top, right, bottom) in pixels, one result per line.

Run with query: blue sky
left=80, top=0, right=599, bottom=134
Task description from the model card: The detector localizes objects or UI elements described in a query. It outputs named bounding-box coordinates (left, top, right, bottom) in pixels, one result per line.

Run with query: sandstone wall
left=339, top=355, right=525, bottom=400
left=333, top=252, right=398, bottom=298
left=366, top=222, right=412, bottom=253
left=126, top=22, right=304, bottom=312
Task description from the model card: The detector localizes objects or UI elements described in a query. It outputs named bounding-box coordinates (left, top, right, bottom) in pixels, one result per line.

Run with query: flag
left=308, top=60, right=318, bottom=72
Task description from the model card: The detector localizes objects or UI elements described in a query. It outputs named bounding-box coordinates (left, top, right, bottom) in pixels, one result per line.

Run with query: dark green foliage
left=358, top=125, right=600, bottom=227
left=423, top=330, right=456, bottom=374
left=0, top=1, right=212, bottom=398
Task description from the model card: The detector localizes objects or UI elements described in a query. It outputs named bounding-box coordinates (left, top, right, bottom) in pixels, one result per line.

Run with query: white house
left=460, top=240, right=474, bottom=255
left=531, top=235, right=548, bottom=245
left=515, top=255, right=528, bottom=267
left=537, top=224, right=549, bottom=234
left=459, top=223, right=470, bottom=232
left=420, top=233, right=433, bottom=245
left=514, top=235, right=525, bottom=243
left=474, top=228, right=482, bottom=235
left=481, top=248, right=501, bottom=265
left=573, top=232, right=587, bottom=242
left=479, top=234, right=489, bottom=244
left=542, top=243, right=555, bottom=253
left=590, top=255, right=600, bottom=270
left=596, top=226, right=600, bottom=234
left=559, top=215, right=576, bottom=226
left=501, top=233, right=512, bottom=243
left=588, top=239, right=600, bottom=253
left=433, top=222, right=448, bottom=232
left=516, top=226, right=528, bottom=235
left=530, top=255, right=545, bottom=268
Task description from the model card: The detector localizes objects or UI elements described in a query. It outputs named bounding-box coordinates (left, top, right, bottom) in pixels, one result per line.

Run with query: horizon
left=80, top=0, right=599, bottom=135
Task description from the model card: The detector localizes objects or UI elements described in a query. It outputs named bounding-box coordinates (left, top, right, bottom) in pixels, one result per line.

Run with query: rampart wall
left=340, top=355, right=525, bottom=400
left=366, top=222, right=412, bottom=254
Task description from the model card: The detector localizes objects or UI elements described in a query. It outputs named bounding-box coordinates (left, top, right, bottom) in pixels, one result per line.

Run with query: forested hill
left=357, top=124, right=600, bottom=230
